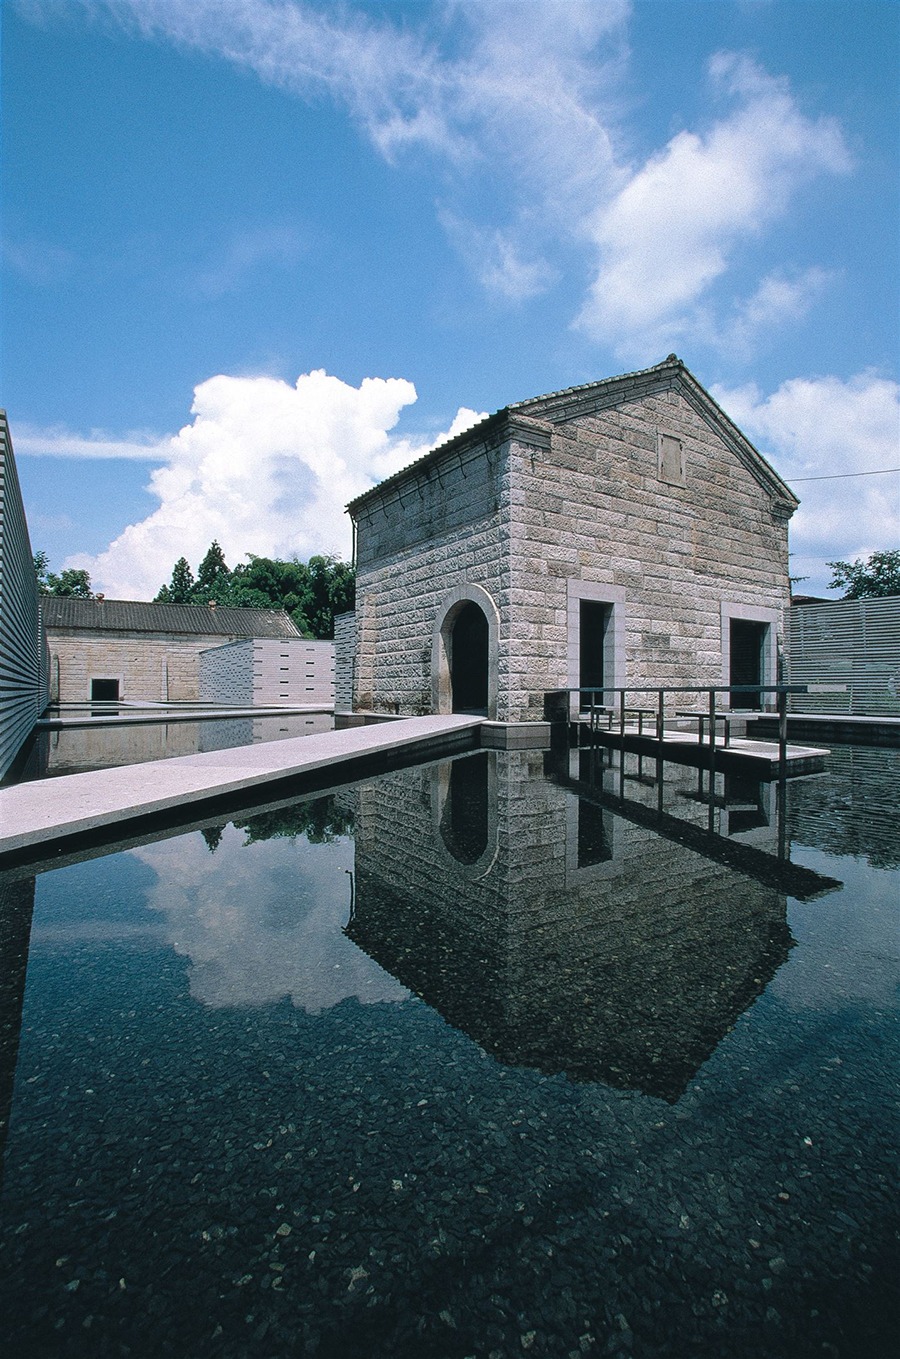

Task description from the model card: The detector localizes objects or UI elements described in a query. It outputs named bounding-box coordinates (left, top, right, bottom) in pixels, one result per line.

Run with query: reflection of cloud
left=129, top=823, right=409, bottom=1012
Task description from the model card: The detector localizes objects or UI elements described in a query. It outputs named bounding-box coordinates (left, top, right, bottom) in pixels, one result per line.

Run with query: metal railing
left=544, top=684, right=836, bottom=778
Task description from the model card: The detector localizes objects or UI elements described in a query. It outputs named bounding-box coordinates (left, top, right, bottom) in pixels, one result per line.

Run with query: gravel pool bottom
left=0, top=744, right=897, bottom=1358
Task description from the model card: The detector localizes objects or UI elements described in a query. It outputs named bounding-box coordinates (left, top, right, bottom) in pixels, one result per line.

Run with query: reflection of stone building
left=349, top=749, right=793, bottom=1101
left=346, top=357, right=798, bottom=721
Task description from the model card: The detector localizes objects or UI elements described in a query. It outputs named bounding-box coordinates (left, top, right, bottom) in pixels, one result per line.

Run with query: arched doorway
left=451, top=602, right=488, bottom=713
left=432, top=585, right=499, bottom=719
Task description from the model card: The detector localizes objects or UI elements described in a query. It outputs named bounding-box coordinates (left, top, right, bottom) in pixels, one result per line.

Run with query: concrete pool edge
left=0, top=715, right=483, bottom=866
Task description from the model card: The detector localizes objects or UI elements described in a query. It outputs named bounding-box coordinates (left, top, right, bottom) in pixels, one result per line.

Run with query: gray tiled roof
left=41, top=597, right=301, bottom=638
left=346, top=355, right=798, bottom=514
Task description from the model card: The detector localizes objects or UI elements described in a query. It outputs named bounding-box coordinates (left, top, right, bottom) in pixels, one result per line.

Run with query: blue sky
left=4, top=0, right=898, bottom=599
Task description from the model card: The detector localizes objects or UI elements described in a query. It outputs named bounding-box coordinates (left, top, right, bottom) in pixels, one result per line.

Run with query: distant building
left=42, top=598, right=302, bottom=704
left=0, top=412, right=49, bottom=777
left=346, top=356, right=799, bottom=721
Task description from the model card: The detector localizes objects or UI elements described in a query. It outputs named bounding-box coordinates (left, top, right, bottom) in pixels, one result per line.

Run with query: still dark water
left=0, top=744, right=897, bottom=1358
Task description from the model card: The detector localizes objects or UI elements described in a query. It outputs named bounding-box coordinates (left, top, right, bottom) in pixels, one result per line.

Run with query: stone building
left=42, top=598, right=302, bottom=705
left=346, top=356, right=799, bottom=722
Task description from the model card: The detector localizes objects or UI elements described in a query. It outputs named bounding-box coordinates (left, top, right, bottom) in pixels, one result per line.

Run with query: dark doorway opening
left=579, top=601, right=612, bottom=711
left=439, top=753, right=490, bottom=864
left=90, top=678, right=120, bottom=702
left=729, top=620, right=767, bottom=710
left=451, top=603, right=488, bottom=714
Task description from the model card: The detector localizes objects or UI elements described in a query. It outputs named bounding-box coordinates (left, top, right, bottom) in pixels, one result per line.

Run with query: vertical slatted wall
left=787, top=598, right=900, bottom=715
left=0, top=413, right=49, bottom=778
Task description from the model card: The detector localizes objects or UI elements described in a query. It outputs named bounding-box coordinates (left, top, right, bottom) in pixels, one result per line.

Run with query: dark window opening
left=91, top=678, right=119, bottom=702
left=451, top=602, right=488, bottom=714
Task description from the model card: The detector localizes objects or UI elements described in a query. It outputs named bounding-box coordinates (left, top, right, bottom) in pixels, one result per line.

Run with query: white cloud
left=713, top=371, right=900, bottom=592
left=439, top=213, right=558, bottom=302
left=70, top=0, right=629, bottom=307
left=14, top=422, right=172, bottom=460
left=131, top=822, right=409, bottom=1012
left=68, top=367, right=484, bottom=599
left=726, top=267, right=832, bottom=355
left=28, top=3, right=856, bottom=361
left=577, top=53, right=850, bottom=356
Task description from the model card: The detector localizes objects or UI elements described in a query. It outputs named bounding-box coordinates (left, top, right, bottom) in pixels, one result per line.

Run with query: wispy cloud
left=577, top=53, right=851, bottom=357
left=3, top=235, right=75, bottom=285
left=192, top=223, right=306, bottom=298
left=14, top=422, right=173, bottom=460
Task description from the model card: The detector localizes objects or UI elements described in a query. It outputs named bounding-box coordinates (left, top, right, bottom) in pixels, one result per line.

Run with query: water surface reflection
left=0, top=745, right=896, bottom=1359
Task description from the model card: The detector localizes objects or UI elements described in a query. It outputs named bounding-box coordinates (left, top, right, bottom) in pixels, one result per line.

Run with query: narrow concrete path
left=0, top=715, right=481, bottom=860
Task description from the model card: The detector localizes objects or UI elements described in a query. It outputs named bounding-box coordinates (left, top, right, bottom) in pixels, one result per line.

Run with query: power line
left=791, top=467, right=900, bottom=482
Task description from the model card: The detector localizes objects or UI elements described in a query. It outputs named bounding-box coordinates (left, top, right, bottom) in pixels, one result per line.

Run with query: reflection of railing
left=545, top=684, right=842, bottom=778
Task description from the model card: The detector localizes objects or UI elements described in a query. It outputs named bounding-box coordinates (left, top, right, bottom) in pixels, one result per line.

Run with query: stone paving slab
left=0, top=715, right=481, bottom=860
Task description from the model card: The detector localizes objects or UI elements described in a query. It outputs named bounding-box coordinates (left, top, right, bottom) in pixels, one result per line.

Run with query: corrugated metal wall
left=0, top=413, right=49, bottom=778
left=787, top=597, right=900, bottom=715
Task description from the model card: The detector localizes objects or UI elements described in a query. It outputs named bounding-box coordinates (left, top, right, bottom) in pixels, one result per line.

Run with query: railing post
left=778, top=685, right=788, bottom=777
left=657, top=688, right=664, bottom=743
left=708, top=688, right=717, bottom=832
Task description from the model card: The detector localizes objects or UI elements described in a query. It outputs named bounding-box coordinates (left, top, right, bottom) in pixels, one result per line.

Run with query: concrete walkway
left=0, top=715, right=481, bottom=862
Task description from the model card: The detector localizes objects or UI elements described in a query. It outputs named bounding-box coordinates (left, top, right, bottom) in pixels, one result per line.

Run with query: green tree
left=196, top=540, right=231, bottom=596
left=33, top=550, right=51, bottom=591
left=152, top=547, right=355, bottom=636
left=37, top=561, right=95, bottom=597
left=827, top=550, right=900, bottom=599
left=155, top=556, right=196, bottom=603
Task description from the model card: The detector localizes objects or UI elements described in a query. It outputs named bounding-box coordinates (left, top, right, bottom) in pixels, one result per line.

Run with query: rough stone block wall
left=353, top=439, right=509, bottom=714
left=333, top=611, right=356, bottom=710
left=353, top=387, right=791, bottom=723
left=199, top=640, right=254, bottom=705
left=48, top=632, right=213, bottom=703
left=504, top=392, right=791, bottom=719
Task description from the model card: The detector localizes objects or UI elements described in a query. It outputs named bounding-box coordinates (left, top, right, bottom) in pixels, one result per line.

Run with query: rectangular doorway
left=729, top=620, right=767, bottom=710
left=579, top=600, right=612, bottom=711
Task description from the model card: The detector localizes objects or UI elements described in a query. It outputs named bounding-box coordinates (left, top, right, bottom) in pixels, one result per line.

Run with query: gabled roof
left=41, top=597, right=301, bottom=638
left=347, top=355, right=799, bottom=515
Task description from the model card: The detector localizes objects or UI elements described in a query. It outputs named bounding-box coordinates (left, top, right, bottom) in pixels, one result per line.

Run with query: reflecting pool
left=9, top=711, right=333, bottom=782
left=0, top=744, right=897, bottom=1358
